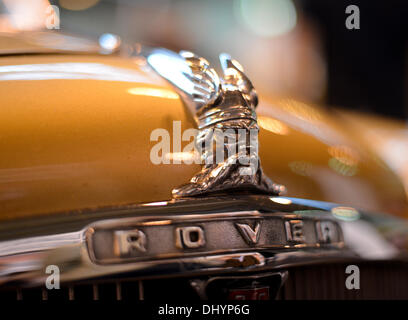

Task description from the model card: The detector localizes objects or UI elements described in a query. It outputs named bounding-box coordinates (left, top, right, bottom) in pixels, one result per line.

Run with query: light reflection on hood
left=0, top=62, right=156, bottom=83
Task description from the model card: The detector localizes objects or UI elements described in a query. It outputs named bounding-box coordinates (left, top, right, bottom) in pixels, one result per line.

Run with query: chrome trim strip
left=0, top=231, right=84, bottom=257
left=86, top=210, right=344, bottom=265
left=0, top=195, right=406, bottom=287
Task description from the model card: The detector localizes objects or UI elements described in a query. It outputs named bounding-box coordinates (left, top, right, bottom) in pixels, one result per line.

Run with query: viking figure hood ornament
left=146, top=48, right=285, bottom=198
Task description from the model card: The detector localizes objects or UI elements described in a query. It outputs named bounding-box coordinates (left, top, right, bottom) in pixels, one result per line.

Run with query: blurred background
left=0, top=0, right=407, bottom=119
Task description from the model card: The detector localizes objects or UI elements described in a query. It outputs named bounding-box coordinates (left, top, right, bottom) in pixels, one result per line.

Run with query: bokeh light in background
left=235, top=0, right=297, bottom=38
left=99, top=32, right=121, bottom=52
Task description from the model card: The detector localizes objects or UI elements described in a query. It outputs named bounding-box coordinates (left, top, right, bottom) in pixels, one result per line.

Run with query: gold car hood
left=0, top=52, right=406, bottom=221
left=0, top=53, right=200, bottom=220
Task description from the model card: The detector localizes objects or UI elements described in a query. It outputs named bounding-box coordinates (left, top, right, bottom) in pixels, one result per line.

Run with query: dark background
left=303, top=0, right=408, bottom=119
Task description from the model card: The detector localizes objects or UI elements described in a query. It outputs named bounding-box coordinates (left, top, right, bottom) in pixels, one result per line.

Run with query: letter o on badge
left=175, top=226, right=205, bottom=249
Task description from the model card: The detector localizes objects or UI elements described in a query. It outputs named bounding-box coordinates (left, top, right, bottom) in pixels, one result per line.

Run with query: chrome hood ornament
left=146, top=48, right=285, bottom=197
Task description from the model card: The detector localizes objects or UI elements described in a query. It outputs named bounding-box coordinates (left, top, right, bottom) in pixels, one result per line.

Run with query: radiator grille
left=1, top=261, right=408, bottom=300
left=278, top=261, right=408, bottom=300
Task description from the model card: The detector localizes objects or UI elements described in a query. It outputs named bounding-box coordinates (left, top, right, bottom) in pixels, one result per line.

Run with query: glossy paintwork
left=256, top=98, right=408, bottom=217
left=335, top=109, right=408, bottom=207
left=0, top=50, right=407, bottom=221
left=0, top=54, right=200, bottom=220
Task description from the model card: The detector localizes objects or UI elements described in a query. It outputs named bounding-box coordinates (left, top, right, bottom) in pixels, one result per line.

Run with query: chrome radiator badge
left=87, top=211, right=343, bottom=265
left=146, top=49, right=285, bottom=197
